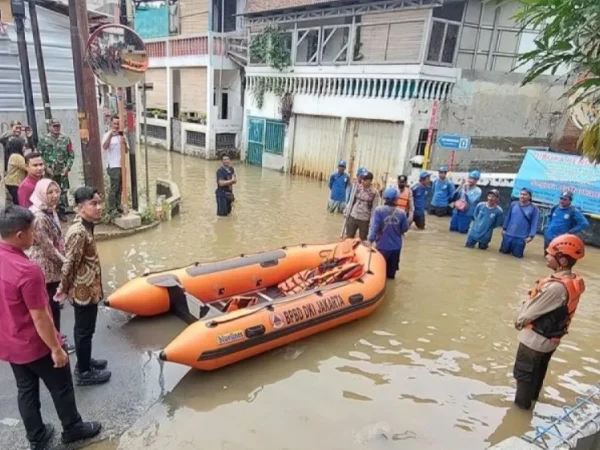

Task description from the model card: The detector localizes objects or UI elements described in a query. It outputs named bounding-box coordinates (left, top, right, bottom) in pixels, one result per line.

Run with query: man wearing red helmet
left=512, top=234, right=586, bottom=410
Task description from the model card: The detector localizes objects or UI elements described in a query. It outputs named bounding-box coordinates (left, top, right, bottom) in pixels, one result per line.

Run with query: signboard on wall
left=513, top=149, right=600, bottom=214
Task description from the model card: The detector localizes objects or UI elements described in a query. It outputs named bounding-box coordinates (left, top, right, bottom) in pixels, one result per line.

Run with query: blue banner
left=513, top=149, right=600, bottom=215
left=134, top=6, right=169, bottom=39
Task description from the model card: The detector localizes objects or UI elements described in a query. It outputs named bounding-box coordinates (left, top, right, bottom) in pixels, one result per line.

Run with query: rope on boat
left=521, top=382, right=600, bottom=449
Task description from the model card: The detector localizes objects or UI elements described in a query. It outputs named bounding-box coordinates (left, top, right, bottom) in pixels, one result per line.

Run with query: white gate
left=291, top=114, right=342, bottom=180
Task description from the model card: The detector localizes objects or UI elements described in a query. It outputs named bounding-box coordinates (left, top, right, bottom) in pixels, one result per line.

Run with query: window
left=186, top=130, right=206, bottom=147
left=220, top=92, right=229, bottom=120
left=415, top=128, right=437, bottom=156
left=427, top=21, right=460, bottom=65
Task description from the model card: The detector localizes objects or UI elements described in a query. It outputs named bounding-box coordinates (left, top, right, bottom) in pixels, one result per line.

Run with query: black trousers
left=47, top=282, right=61, bottom=333
left=513, top=342, right=555, bottom=410
left=107, top=167, right=122, bottom=213
left=216, top=193, right=232, bottom=217
left=10, top=354, right=82, bottom=444
left=73, top=303, right=98, bottom=373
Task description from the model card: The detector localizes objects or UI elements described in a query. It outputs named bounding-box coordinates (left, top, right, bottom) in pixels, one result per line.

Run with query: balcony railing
left=144, top=35, right=228, bottom=58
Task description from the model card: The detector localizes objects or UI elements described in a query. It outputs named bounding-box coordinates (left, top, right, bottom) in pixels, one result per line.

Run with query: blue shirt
left=411, top=183, right=430, bottom=215
left=452, top=186, right=482, bottom=217
left=503, top=201, right=539, bottom=239
left=544, top=205, right=589, bottom=240
left=329, top=172, right=350, bottom=202
left=431, top=179, right=455, bottom=208
left=368, top=205, right=409, bottom=251
left=216, top=166, right=235, bottom=195
left=468, top=202, right=504, bottom=244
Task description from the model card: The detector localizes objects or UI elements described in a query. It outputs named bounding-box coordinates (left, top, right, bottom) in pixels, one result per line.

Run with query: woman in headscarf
left=3, top=139, right=29, bottom=206
left=27, top=178, right=75, bottom=353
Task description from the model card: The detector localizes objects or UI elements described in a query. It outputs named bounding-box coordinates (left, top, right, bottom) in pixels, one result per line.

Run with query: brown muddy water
left=91, top=148, right=600, bottom=450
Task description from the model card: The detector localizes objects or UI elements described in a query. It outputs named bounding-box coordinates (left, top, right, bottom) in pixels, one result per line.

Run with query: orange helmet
left=547, top=234, right=585, bottom=260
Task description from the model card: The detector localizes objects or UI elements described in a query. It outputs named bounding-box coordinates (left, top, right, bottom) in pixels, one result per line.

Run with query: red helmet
left=547, top=234, right=585, bottom=260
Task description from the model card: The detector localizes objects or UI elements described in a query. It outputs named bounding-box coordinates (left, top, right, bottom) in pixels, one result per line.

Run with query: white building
left=238, top=0, right=574, bottom=184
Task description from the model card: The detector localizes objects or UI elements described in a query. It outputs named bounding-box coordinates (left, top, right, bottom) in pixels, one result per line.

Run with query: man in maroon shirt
left=0, top=205, right=101, bottom=450
left=17, top=152, right=46, bottom=208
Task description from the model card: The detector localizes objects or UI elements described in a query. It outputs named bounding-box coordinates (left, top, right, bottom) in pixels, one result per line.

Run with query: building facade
left=134, top=0, right=245, bottom=159
left=238, top=0, right=577, bottom=182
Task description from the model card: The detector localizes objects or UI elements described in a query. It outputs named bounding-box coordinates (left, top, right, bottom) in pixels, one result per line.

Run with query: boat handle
left=349, top=294, right=364, bottom=305
left=260, top=260, right=279, bottom=268
left=245, top=325, right=266, bottom=338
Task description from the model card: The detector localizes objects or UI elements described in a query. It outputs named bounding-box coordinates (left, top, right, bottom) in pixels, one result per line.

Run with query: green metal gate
left=246, top=117, right=285, bottom=166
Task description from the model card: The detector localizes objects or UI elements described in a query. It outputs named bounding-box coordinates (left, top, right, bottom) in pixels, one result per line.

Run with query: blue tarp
left=134, top=6, right=169, bottom=39
left=513, top=149, right=600, bottom=215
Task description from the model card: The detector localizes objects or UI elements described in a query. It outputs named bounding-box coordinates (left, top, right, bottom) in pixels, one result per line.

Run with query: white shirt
left=103, top=130, right=129, bottom=169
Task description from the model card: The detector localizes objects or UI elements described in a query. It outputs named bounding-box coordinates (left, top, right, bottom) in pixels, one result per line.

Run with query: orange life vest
left=223, top=296, right=258, bottom=312
left=396, top=188, right=410, bottom=212
left=526, top=273, right=585, bottom=342
left=278, top=261, right=364, bottom=296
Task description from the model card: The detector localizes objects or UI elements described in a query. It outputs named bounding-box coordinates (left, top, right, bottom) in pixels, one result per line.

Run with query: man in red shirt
left=17, top=152, right=46, bottom=208
left=0, top=205, right=101, bottom=449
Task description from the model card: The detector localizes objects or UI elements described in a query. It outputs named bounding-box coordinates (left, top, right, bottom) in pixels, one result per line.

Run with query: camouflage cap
left=48, top=118, right=61, bottom=126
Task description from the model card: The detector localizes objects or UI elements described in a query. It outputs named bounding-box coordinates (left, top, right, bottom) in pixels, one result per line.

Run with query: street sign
left=437, top=134, right=471, bottom=151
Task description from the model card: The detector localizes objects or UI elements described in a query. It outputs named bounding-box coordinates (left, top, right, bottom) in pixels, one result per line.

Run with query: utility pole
left=120, top=0, right=138, bottom=210
left=68, top=0, right=104, bottom=194
left=11, top=0, right=38, bottom=143
left=28, top=0, right=52, bottom=122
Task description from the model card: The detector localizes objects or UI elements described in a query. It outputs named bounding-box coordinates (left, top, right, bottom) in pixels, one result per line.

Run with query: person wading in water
left=344, top=172, right=380, bottom=241
left=395, top=175, right=414, bottom=225
left=367, top=188, right=409, bottom=280
left=513, top=234, right=586, bottom=410
left=216, top=155, right=236, bottom=217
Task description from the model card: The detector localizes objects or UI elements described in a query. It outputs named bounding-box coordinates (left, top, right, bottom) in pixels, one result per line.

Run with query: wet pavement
left=1, top=148, right=599, bottom=449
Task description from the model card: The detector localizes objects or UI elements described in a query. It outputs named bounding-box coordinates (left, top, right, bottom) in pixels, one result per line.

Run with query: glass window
left=433, top=1, right=466, bottom=22
left=441, top=24, right=459, bottom=63
left=427, top=21, right=445, bottom=62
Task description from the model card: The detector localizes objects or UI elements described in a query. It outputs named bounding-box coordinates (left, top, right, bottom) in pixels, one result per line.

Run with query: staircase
left=226, top=34, right=248, bottom=67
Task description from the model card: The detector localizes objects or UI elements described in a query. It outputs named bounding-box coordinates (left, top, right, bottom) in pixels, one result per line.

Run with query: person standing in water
left=513, top=234, right=585, bottom=410
left=327, top=160, right=350, bottom=214
left=450, top=170, right=482, bottom=234
left=368, top=188, right=409, bottom=279
left=216, top=155, right=236, bottom=217
left=500, top=188, right=539, bottom=258
left=395, top=175, right=414, bottom=224
left=27, top=179, right=75, bottom=354
left=465, top=189, right=503, bottom=250
left=411, top=171, right=431, bottom=230
left=429, top=166, right=455, bottom=217
left=543, top=191, right=589, bottom=255
left=344, top=171, right=380, bottom=241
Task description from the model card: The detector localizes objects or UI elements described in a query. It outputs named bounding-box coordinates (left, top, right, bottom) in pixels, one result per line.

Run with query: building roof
left=245, top=0, right=341, bottom=15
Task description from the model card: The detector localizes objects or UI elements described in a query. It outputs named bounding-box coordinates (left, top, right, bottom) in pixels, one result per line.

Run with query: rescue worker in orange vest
left=513, top=234, right=586, bottom=410
left=395, top=175, right=414, bottom=224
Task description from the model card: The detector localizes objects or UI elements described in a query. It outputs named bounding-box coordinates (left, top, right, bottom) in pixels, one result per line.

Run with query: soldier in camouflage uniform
left=38, top=119, right=74, bottom=220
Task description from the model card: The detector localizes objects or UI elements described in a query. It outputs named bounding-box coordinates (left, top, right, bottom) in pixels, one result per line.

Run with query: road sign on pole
left=437, top=134, right=472, bottom=151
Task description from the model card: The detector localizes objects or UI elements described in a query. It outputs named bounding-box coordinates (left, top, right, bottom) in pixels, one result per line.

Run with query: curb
left=95, top=220, right=161, bottom=242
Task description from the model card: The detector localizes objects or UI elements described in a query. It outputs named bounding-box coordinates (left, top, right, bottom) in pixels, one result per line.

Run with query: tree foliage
left=515, top=0, right=600, bottom=162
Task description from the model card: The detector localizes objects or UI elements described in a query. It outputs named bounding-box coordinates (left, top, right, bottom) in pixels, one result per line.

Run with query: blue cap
left=419, top=171, right=431, bottom=180
left=338, top=159, right=347, bottom=168
left=357, top=167, right=367, bottom=177
left=383, top=188, right=399, bottom=201
left=438, top=166, right=448, bottom=172
left=520, top=187, right=532, bottom=196
left=560, top=191, right=573, bottom=200
left=469, top=170, right=481, bottom=179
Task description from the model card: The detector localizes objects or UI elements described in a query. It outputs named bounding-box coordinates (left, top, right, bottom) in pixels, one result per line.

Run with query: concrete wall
left=430, top=70, right=567, bottom=173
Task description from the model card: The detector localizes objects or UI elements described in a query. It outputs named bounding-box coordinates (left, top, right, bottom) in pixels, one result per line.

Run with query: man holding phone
left=102, top=115, right=129, bottom=217
left=38, top=119, right=74, bottom=222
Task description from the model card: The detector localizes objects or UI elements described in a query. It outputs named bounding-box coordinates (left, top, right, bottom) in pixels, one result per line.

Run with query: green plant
left=249, top=25, right=291, bottom=71
left=514, top=0, right=600, bottom=162
left=140, top=203, right=158, bottom=225
left=253, top=78, right=266, bottom=109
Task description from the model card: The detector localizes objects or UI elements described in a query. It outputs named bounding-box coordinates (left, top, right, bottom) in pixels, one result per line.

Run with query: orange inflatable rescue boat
left=106, top=239, right=386, bottom=371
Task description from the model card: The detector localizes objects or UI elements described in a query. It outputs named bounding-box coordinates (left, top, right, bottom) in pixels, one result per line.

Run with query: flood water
left=92, top=148, right=600, bottom=450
